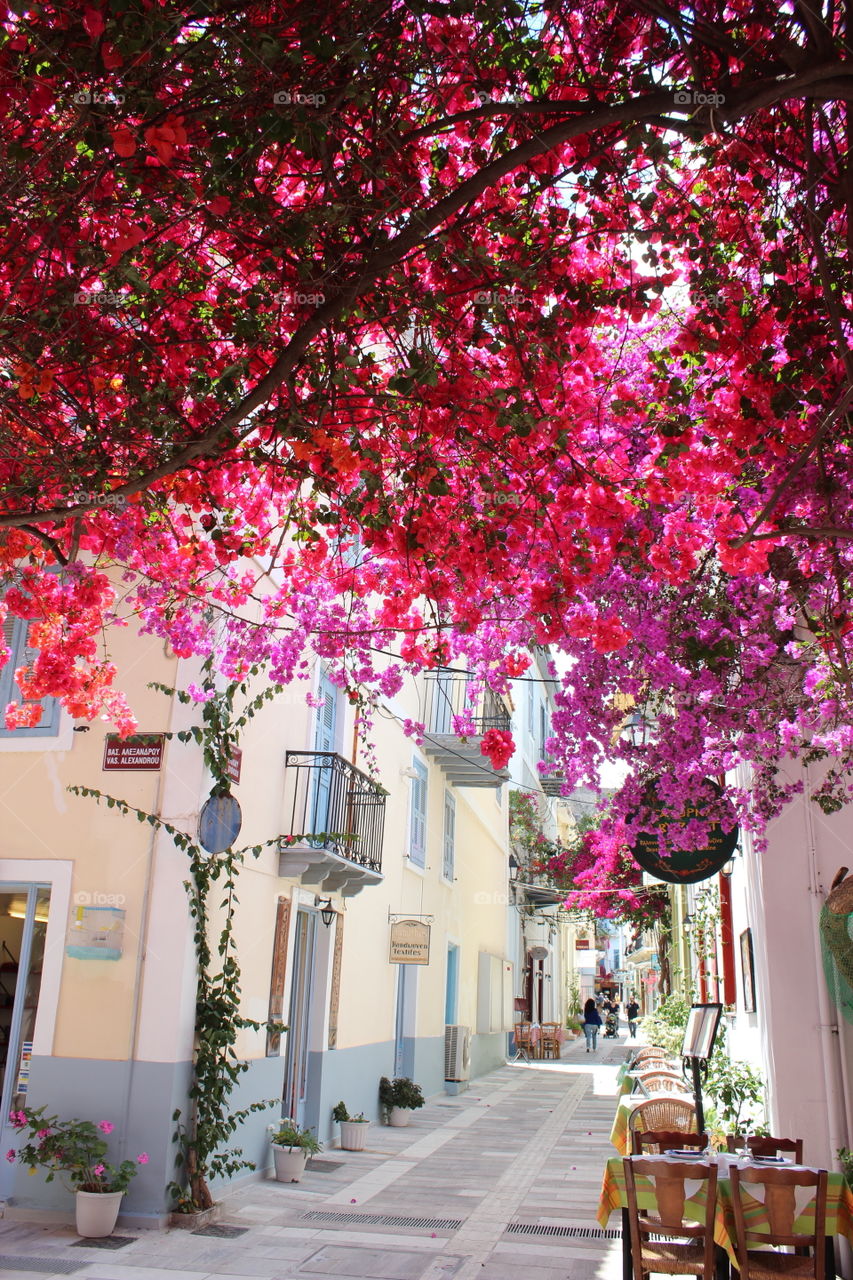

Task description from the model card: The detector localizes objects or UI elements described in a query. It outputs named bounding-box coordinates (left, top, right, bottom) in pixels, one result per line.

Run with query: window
left=409, top=758, right=428, bottom=867
left=526, top=680, right=534, bottom=740
left=0, top=616, right=59, bottom=738
left=442, top=790, right=455, bottom=881
left=538, top=702, right=548, bottom=759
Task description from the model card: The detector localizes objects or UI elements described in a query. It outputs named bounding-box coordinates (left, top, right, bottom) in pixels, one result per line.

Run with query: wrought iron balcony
left=280, top=751, right=386, bottom=896
left=421, top=671, right=511, bottom=787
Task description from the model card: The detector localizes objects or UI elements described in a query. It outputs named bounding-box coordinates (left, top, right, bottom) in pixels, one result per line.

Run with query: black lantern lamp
left=509, top=853, right=520, bottom=882
left=316, top=897, right=335, bottom=928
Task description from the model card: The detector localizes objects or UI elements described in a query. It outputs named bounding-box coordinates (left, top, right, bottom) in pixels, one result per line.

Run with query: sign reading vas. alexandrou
left=630, top=778, right=738, bottom=884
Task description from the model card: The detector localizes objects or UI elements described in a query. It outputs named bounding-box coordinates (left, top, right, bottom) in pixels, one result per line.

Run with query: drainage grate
left=506, top=1223, right=622, bottom=1239
left=302, top=1210, right=463, bottom=1230
left=0, top=1258, right=83, bottom=1274
left=192, top=1224, right=249, bottom=1238
left=70, top=1235, right=137, bottom=1249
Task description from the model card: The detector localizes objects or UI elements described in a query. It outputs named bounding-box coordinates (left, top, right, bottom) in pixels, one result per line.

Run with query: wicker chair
left=624, top=1155, right=718, bottom=1280
left=631, top=1046, right=672, bottom=1068
left=730, top=1165, right=827, bottom=1280
left=631, top=1129, right=708, bottom=1156
left=636, top=1070, right=691, bottom=1096
left=726, top=1134, right=804, bottom=1163
left=629, top=1097, right=699, bottom=1145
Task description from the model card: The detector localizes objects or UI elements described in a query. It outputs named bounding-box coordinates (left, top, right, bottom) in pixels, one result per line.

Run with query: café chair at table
left=630, top=1046, right=672, bottom=1068
left=729, top=1164, right=827, bottom=1280
left=726, top=1135, right=804, bottom=1163
left=629, top=1097, right=699, bottom=1145
left=632, top=1129, right=709, bottom=1156
left=624, top=1155, right=719, bottom=1280
left=539, top=1022, right=561, bottom=1059
left=638, top=1070, right=692, bottom=1096
left=513, top=1022, right=535, bottom=1061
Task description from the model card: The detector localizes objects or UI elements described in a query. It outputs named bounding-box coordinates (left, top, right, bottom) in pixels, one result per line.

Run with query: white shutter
left=409, top=758, right=428, bottom=867
left=443, top=791, right=455, bottom=881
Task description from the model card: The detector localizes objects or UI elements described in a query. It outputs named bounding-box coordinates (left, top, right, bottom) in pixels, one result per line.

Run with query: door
left=0, top=884, right=50, bottom=1196
left=310, top=672, right=338, bottom=835
left=394, top=964, right=417, bottom=1077
left=445, top=944, right=459, bottom=1025
left=282, top=909, right=317, bottom=1125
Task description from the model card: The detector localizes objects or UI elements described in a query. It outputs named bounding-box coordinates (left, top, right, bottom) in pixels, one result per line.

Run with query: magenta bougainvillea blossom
left=0, top=1, right=851, bottom=889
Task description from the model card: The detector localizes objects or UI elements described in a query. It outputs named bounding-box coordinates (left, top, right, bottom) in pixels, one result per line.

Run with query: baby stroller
left=604, top=1009, right=619, bottom=1038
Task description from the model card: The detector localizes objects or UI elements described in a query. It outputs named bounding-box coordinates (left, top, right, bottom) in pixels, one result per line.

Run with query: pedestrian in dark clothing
left=583, top=997, right=602, bottom=1052
left=627, top=998, right=640, bottom=1038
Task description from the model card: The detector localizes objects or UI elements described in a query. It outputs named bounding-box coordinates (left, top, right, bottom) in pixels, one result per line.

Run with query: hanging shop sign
left=198, top=791, right=243, bottom=853
left=226, top=747, right=242, bottom=786
left=630, top=778, right=738, bottom=885
left=389, top=918, right=431, bottom=965
left=103, top=733, right=165, bottom=771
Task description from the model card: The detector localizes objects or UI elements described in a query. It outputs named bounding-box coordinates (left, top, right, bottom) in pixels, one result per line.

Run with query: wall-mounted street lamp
left=315, top=897, right=335, bottom=928
left=508, top=853, right=520, bottom=882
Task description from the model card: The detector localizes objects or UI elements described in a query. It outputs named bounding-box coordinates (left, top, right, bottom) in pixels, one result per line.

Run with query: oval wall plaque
left=198, top=792, right=243, bottom=854
left=630, top=778, right=738, bottom=884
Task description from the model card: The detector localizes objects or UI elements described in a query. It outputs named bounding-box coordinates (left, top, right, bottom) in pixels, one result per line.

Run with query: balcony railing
left=423, top=671, right=511, bottom=736
left=283, top=751, right=385, bottom=873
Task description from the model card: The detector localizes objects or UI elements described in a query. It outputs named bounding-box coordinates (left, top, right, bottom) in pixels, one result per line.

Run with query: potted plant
left=332, top=1101, right=370, bottom=1151
left=268, top=1120, right=321, bottom=1182
left=7, top=1105, right=147, bottom=1238
left=378, top=1077, right=425, bottom=1127
left=565, top=1014, right=583, bottom=1039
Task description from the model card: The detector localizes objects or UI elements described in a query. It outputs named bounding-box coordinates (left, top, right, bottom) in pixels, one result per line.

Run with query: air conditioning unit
left=444, top=1024, right=471, bottom=1081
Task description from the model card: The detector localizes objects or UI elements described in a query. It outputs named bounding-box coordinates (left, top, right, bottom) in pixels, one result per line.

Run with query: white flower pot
left=388, top=1106, right=411, bottom=1127
left=75, top=1189, right=124, bottom=1238
left=339, top=1120, right=369, bottom=1150
left=272, top=1144, right=310, bottom=1182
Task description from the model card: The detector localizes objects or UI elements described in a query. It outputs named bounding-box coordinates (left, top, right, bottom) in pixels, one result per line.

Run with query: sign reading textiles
left=103, top=733, right=165, bottom=770
left=389, top=918, right=431, bottom=965
left=630, top=778, right=738, bottom=884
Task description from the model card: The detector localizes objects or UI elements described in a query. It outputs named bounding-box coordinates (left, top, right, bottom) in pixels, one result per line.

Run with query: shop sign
left=103, top=733, right=165, bottom=770
left=226, top=748, right=242, bottom=785
left=575, top=938, right=591, bottom=949
left=631, top=778, right=738, bottom=884
left=389, top=918, right=431, bottom=964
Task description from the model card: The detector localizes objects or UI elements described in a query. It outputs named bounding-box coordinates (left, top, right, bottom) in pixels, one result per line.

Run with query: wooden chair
left=729, top=1165, right=827, bottom=1280
left=631, top=1129, right=708, bottom=1156
left=726, top=1135, right=804, bottom=1163
left=539, top=1022, right=561, bottom=1060
left=629, top=1097, right=699, bottom=1145
left=624, top=1155, right=718, bottom=1280
left=513, top=1022, right=534, bottom=1061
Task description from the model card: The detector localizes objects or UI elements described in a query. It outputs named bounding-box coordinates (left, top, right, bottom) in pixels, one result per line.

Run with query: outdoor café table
left=526, top=1023, right=566, bottom=1059
left=597, top=1152, right=853, bottom=1280
left=610, top=1092, right=691, bottom=1155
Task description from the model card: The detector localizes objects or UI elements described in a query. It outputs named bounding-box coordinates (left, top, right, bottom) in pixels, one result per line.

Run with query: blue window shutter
left=0, top=616, right=60, bottom=738
left=443, top=791, right=455, bottom=881
left=410, top=759, right=428, bottom=867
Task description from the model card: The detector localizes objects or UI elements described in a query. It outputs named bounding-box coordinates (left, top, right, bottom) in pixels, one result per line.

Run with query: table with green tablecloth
left=598, top=1153, right=853, bottom=1279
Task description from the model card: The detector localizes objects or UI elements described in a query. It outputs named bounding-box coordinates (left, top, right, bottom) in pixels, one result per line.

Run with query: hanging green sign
left=630, top=778, right=738, bottom=884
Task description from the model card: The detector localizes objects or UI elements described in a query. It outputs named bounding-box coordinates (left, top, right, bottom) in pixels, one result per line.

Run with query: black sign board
left=631, top=778, right=738, bottom=884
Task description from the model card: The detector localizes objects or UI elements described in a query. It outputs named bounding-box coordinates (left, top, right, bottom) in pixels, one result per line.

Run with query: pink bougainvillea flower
left=137, top=1152, right=149, bottom=1163
left=98, top=1121, right=114, bottom=1134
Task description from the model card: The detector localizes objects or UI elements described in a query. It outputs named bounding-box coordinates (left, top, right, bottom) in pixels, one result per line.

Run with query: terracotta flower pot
left=75, top=1189, right=123, bottom=1238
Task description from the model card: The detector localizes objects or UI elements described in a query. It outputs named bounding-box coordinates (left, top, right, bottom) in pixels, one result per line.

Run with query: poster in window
left=740, top=928, right=756, bottom=1013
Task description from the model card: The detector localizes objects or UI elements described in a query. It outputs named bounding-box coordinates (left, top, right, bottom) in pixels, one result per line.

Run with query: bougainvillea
left=1, top=1, right=853, bottom=882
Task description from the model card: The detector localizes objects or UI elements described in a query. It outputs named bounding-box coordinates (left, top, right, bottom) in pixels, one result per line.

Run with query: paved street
left=0, top=1032, right=630, bottom=1280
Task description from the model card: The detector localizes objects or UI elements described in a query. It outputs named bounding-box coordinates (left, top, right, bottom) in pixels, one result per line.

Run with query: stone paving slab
left=0, top=1030, right=635, bottom=1280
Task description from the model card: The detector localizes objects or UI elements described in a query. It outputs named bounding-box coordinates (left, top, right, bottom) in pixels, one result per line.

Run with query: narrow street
left=0, top=1032, right=628, bottom=1280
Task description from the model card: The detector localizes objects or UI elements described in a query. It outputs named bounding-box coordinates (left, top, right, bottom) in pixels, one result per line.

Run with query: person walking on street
left=583, top=997, right=602, bottom=1052
left=627, top=996, right=639, bottom=1039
